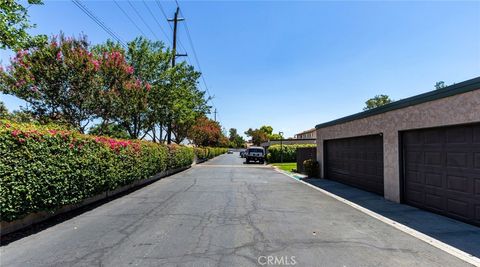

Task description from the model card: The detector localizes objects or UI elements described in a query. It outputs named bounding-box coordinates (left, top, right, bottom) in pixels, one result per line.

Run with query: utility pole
left=166, top=7, right=186, bottom=144
left=213, top=108, right=217, bottom=122
left=169, top=7, right=186, bottom=67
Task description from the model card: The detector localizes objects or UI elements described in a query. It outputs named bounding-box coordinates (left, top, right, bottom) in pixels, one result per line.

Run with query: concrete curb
left=272, top=167, right=480, bottom=267
left=270, top=165, right=307, bottom=180
left=0, top=165, right=190, bottom=236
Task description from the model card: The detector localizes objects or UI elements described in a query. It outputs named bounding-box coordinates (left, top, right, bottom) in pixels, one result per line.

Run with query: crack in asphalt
left=1, top=155, right=472, bottom=267
left=60, top=178, right=200, bottom=266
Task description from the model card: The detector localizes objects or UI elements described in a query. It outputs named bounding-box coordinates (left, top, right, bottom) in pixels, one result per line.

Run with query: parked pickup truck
left=245, top=147, right=265, bottom=164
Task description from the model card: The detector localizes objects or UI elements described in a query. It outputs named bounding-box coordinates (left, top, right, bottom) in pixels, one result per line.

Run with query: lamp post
left=279, top=131, right=284, bottom=163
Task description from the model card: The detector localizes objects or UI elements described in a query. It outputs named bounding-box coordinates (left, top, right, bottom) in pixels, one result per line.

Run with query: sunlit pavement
left=0, top=153, right=472, bottom=266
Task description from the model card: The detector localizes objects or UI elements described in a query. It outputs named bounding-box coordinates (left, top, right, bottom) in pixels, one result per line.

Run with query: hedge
left=194, top=147, right=228, bottom=160
left=0, top=120, right=195, bottom=222
left=266, top=144, right=316, bottom=163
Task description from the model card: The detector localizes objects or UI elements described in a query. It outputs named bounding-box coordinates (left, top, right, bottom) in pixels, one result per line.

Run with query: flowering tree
left=1, top=34, right=213, bottom=142
left=188, top=116, right=224, bottom=147
left=117, top=37, right=209, bottom=143
left=92, top=42, right=150, bottom=139
left=1, top=34, right=100, bottom=132
left=124, top=37, right=171, bottom=141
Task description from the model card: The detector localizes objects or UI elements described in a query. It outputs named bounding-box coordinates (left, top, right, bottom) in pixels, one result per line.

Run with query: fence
left=296, top=147, right=317, bottom=174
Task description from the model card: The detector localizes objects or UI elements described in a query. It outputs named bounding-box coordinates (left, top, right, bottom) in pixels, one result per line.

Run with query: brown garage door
left=402, top=123, right=480, bottom=226
left=325, top=134, right=384, bottom=195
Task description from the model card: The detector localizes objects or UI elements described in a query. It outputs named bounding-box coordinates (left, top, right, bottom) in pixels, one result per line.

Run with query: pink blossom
left=146, top=83, right=151, bottom=91
left=92, top=60, right=100, bottom=71
left=126, top=66, right=134, bottom=74
left=56, top=51, right=62, bottom=61
left=15, top=80, right=26, bottom=88
left=16, top=50, right=28, bottom=58
left=11, top=130, right=21, bottom=137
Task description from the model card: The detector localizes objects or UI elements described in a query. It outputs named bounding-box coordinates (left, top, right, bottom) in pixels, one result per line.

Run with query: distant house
left=294, top=128, right=316, bottom=139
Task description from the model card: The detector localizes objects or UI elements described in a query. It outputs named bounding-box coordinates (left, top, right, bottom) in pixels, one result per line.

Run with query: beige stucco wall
left=316, top=89, right=480, bottom=202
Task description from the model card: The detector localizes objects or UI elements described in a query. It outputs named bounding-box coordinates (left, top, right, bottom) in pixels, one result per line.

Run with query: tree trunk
left=152, top=125, right=157, bottom=142
left=159, top=123, right=164, bottom=143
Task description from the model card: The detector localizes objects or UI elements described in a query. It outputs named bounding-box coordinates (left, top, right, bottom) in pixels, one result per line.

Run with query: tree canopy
left=1, top=34, right=218, bottom=145
left=434, top=81, right=447, bottom=90
left=245, top=125, right=282, bottom=145
left=228, top=128, right=245, bottom=148
left=0, top=100, right=8, bottom=118
left=0, top=0, right=47, bottom=50
left=188, top=116, right=226, bottom=147
left=363, top=94, right=393, bottom=110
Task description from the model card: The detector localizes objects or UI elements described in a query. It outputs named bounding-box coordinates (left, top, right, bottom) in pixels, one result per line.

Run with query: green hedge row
left=0, top=120, right=196, bottom=222
left=266, top=144, right=316, bottom=163
left=194, top=147, right=228, bottom=160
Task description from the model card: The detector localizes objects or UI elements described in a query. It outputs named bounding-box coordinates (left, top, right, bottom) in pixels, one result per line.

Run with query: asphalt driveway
left=0, top=153, right=472, bottom=266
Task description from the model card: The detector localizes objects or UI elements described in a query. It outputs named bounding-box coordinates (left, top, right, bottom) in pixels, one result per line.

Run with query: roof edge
left=315, top=76, right=480, bottom=130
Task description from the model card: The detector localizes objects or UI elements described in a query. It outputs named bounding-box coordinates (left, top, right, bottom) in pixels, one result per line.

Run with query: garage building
left=315, top=77, right=480, bottom=226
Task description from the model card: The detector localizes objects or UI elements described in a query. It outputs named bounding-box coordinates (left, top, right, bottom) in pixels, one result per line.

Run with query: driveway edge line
left=273, top=168, right=480, bottom=266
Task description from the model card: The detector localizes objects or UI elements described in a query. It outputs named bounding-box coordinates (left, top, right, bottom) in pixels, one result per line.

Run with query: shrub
left=194, top=147, right=207, bottom=160
left=194, top=146, right=228, bottom=161
left=168, top=144, right=195, bottom=170
left=0, top=120, right=194, bottom=222
left=303, top=159, right=319, bottom=177
left=266, top=144, right=316, bottom=163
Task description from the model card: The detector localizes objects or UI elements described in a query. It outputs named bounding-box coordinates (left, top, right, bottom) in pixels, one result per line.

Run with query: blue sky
left=1, top=0, right=479, bottom=138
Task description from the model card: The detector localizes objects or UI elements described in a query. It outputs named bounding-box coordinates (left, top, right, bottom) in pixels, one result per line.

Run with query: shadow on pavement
left=0, top=179, right=160, bottom=246
left=302, top=178, right=480, bottom=257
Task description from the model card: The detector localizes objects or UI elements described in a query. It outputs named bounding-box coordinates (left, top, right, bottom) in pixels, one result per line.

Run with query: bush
left=0, top=120, right=194, bottom=222
left=168, top=145, right=195, bottom=170
left=303, top=159, right=319, bottom=177
left=194, top=147, right=208, bottom=160
left=194, top=146, right=228, bottom=161
left=266, top=144, right=316, bottom=163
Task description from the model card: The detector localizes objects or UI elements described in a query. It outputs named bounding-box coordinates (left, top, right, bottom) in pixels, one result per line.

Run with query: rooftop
left=316, top=76, right=480, bottom=130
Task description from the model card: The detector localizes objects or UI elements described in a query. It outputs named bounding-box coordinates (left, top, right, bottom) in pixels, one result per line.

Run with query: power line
left=113, top=1, right=147, bottom=38
left=71, top=0, right=126, bottom=47
left=173, top=3, right=215, bottom=112
left=155, top=0, right=169, bottom=22
left=142, top=0, right=172, bottom=45
left=159, top=1, right=215, bottom=116
left=155, top=0, right=188, bottom=57
left=127, top=0, right=160, bottom=40
left=182, top=12, right=213, bottom=103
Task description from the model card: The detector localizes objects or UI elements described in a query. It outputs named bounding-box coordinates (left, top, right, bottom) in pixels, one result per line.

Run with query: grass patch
left=271, top=162, right=296, bottom=172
